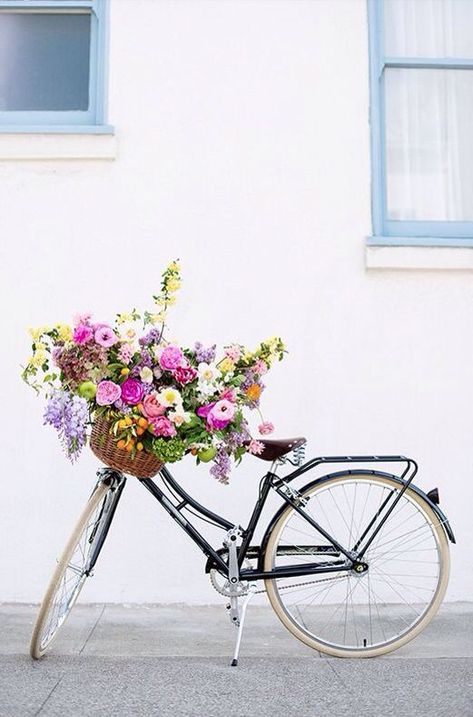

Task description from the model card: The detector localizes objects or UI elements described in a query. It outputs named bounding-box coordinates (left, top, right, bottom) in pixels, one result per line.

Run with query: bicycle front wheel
left=30, top=478, right=120, bottom=659
left=264, top=473, right=450, bottom=658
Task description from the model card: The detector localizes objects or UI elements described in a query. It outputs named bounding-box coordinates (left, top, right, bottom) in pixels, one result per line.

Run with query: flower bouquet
left=22, top=262, right=286, bottom=483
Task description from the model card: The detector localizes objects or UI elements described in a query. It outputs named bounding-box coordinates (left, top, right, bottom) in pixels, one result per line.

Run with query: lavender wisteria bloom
left=44, top=390, right=89, bottom=461
left=194, top=341, right=216, bottom=364
left=210, top=447, right=232, bottom=484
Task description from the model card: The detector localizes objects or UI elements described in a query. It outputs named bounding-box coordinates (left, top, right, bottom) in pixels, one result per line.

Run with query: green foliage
left=150, top=436, right=186, bottom=463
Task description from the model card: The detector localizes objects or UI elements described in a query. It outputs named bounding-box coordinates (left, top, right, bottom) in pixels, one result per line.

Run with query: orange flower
left=246, top=383, right=262, bottom=401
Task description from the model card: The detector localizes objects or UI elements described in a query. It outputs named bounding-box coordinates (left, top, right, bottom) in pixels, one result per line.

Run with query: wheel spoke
left=266, top=475, right=446, bottom=655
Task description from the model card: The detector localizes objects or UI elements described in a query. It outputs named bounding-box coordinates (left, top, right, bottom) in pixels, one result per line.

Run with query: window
left=0, top=0, right=109, bottom=132
left=368, top=0, right=473, bottom=246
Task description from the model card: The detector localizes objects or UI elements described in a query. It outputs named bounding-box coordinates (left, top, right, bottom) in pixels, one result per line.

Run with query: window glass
left=385, top=67, right=473, bottom=221
left=0, top=11, right=91, bottom=111
left=384, top=0, right=473, bottom=59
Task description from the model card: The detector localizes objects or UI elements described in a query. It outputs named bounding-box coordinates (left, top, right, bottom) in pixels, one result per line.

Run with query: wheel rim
left=266, top=476, right=446, bottom=653
left=38, top=492, right=108, bottom=652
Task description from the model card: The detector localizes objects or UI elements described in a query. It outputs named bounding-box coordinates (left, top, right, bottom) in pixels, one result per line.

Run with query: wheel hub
left=352, top=561, right=369, bottom=575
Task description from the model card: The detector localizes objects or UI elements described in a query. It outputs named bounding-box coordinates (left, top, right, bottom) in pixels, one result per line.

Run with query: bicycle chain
left=210, top=567, right=346, bottom=596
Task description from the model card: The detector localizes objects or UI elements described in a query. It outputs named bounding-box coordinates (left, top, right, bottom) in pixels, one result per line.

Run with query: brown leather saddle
left=252, top=437, right=306, bottom=462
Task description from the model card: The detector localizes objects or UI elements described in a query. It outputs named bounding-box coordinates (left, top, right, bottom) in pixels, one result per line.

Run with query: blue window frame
left=368, top=0, right=473, bottom=246
left=0, top=0, right=110, bottom=133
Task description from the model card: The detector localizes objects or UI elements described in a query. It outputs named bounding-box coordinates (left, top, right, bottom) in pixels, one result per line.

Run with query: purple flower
left=94, top=324, right=118, bottom=348
left=196, top=402, right=215, bottom=419
left=120, top=378, right=145, bottom=405
left=159, top=345, right=185, bottom=371
left=139, top=328, right=161, bottom=347
left=73, top=324, right=94, bottom=345
left=194, top=342, right=216, bottom=364
left=44, top=390, right=88, bottom=461
left=210, top=447, right=232, bottom=484
left=96, top=380, right=121, bottom=406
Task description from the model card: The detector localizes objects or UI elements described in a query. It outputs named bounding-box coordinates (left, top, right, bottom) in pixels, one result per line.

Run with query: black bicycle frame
left=137, top=455, right=420, bottom=582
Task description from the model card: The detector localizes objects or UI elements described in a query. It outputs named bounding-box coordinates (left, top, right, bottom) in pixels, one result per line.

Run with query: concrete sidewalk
left=1, top=603, right=473, bottom=716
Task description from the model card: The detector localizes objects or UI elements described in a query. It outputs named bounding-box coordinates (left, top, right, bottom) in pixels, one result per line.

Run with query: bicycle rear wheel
left=263, top=473, right=450, bottom=657
left=30, top=476, right=123, bottom=659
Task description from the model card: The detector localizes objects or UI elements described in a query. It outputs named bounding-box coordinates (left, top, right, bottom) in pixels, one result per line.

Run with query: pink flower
left=196, top=402, right=215, bottom=419
left=199, top=400, right=236, bottom=431
left=254, top=359, right=268, bottom=376
left=120, top=378, right=144, bottom=405
left=118, top=344, right=134, bottom=365
left=248, top=439, right=265, bottom=455
left=149, top=416, right=176, bottom=437
left=211, top=399, right=235, bottom=422
left=220, top=388, right=237, bottom=402
left=258, top=421, right=274, bottom=435
left=159, top=345, right=185, bottom=371
left=96, top=380, right=121, bottom=406
left=142, top=393, right=166, bottom=419
left=94, top=325, right=118, bottom=348
left=73, top=324, right=94, bottom=345
left=73, top=312, right=92, bottom=327
left=173, top=364, right=198, bottom=385
left=225, top=345, right=242, bottom=361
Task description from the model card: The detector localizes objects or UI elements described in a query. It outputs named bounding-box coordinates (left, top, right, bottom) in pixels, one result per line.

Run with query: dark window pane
left=0, top=11, right=91, bottom=111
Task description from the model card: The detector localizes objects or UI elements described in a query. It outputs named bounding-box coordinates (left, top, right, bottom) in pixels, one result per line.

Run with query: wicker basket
left=90, top=415, right=164, bottom=479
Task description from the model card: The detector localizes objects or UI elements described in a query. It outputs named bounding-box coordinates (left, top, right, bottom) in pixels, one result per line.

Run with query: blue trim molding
left=367, top=0, right=473, bottom=245
left=0, top=0, right=110, bottom=131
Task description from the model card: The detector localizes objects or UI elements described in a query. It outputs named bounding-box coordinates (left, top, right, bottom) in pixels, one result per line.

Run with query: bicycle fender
left=258, top=468, right=455, bottom=572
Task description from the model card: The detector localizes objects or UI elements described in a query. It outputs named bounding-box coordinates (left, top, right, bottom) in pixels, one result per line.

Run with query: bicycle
left=30, top=437, right=455, bottom=664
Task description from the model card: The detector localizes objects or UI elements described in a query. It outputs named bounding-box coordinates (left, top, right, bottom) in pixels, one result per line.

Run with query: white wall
left=1, top=0, right=471, bottom=604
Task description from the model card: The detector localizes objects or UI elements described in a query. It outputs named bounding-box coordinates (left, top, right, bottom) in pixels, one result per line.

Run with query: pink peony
left=142, top=393, right=166, bottom=419
left=159, top=345, right=185, bottom=371
left=94, top=324, right=118, bottom=348
left=149, top=416, right=177, bottom=437
left=174, top=364, right=198, bottom=385
left=73, top=324, right=94, bottom=345
left=120, top=378, right=144, bottom=405
left=96, top=380, right=121, bottom=406
left=258, top=421, right=274, bottom=435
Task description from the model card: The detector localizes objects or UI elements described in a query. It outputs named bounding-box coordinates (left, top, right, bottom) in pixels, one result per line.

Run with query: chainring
left=209, top=554, right=253, bottom=597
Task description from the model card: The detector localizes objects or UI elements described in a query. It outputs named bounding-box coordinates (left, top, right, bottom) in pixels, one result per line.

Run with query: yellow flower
left=243, top=350, right=253, bottom=362
left=166, top=296, right=177, bottom=306
left=55, top=323, right=72, bottom=342
left=30, top=350, right=47, bottom=368
left=28, top=327, right=42, bottom=341
left=28, top=325, right=50, bottom=341
left=154, top=296, right=166, bottom=306
left=126, top=328, right=136, bottom=339
left=168, top=261, right=180, bottom=272
left=219, top=357, right=234, bottom=373
left=116, top=312, right=134, bottom=325
left=165, top=278, right=181, bottom=293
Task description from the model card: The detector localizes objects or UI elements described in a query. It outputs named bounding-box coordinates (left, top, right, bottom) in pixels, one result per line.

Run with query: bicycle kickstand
left=230, top=585, right=258, bottom=667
